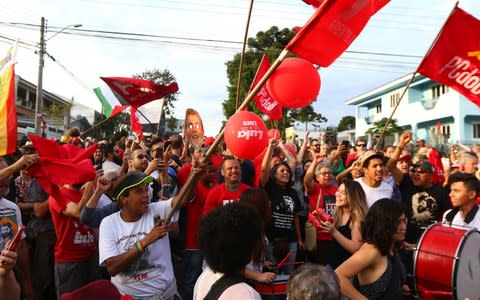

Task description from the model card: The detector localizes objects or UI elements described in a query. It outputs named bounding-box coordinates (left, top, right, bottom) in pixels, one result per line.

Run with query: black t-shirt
left=263, top=179, right=301, bottom=242
left=399, top=175, right=451, bottom=243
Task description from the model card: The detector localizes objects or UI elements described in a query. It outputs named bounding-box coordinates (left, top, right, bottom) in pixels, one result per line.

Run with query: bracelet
left=134, top=241, right=144, bottom=255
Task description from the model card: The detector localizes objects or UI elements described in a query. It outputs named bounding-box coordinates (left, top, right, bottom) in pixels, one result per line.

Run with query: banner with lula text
left=418, top=7, right=480, bottom=108
left=0, top=46, right=17, bottom=156
left=286, top=0, right=389, bottom=67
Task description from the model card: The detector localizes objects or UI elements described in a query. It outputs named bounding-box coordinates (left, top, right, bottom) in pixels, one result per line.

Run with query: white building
left=346, top=73, right=480, bottom=147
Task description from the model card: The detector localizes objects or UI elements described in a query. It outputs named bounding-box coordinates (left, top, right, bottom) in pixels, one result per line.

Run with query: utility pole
left=34, top=17, right=46, bottom=135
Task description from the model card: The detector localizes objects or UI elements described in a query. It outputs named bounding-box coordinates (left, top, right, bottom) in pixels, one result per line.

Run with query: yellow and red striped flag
left=0, top=45, right=17, bottom=156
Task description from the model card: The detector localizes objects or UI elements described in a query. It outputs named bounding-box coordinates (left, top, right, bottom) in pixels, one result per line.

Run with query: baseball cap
left=113, top=171, right=153, bottom=200
left=398, top=153, right=412, bottom=162
left=412, top=159, right=434, bottom=173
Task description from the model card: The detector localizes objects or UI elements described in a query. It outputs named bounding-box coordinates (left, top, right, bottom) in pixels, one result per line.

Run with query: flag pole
left=165, top=49, right=289, bottom=224
left=80, top=116, right=113, bottom=137
left=136, top=108, right=155, bottom=128
left=373, top=1, right=459, bottom=152
left=235, top=0, right=255, bottom=109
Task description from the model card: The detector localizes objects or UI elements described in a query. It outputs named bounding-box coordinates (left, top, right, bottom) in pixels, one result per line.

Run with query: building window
left=390, top=92, right=400, bottom=107
left=431, top=84, right=448, bottom=99
left=441, top=125, right=450, bottom=136
left=376, top=103, right=382, bottom=113
left=474, top=123, right=480, bottom=139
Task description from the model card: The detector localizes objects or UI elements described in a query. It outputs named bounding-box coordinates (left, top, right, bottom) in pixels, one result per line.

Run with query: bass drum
left=413, top=223, right=480, bottom=300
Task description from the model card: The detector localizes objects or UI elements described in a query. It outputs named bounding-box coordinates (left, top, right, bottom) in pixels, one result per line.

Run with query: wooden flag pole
left=80, top=116, right=113, bottom=137
left=165, top=49, right=289, bottom=224
left=373, top=1, right=459, bottom=152
left=235, top=0, right=256, bottom=109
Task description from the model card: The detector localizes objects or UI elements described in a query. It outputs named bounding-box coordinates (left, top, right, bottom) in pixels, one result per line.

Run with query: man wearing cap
left=396, top=151, right=412, bottom=174
left=354, top=151, right=393, bottom=207
left=443, top=173, right=480, bottom=229
left=98, top=171, right=183, bottom=299
left=387, top=132, right=450, bottom=244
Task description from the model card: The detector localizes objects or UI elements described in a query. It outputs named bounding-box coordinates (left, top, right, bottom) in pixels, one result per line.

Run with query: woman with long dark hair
left=260, top=138, right=302, bottom=274
left=335, top=199, right=408, bottom=299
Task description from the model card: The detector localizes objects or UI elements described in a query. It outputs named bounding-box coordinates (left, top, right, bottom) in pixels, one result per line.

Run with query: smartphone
left=7, top=224, right=25, bottom=251
left=155, top=147, right=164, bottom=159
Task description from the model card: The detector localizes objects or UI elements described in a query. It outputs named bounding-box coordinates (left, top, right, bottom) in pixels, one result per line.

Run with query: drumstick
left=277, top=251, right=292, bottom=269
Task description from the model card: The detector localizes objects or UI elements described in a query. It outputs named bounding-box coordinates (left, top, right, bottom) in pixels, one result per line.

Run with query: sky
left=1, top=0, right=479, bottom=137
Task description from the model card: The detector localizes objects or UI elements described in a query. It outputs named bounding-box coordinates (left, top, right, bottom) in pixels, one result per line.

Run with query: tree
left=223, top=26, right=305, bottom=132
left=289, top=105, right=327, bottom=131
left=337, top=116, right=356, bottom=132
left=44, top=102, right=71, bottom=133
left=166, top=116, right=177, bottom=133
left=365, top=117, right=403, bottom=148
left=90, top=112, right=130, bottom=140
left=133, top=68, right=179, bottom=119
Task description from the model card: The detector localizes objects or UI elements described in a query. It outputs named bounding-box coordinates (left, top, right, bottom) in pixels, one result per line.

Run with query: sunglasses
left=136, top=154, right=148, bottom=160
left=356, top=143, right=367, bottom=147
left=312, top=144, right=320, bottom=147
left=409, top=167, right=428, bottom=174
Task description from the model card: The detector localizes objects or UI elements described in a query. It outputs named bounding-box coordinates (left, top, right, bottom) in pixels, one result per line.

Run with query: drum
left=413, top=223, right=480, bottom=300
left=254, top=274, right=289, bottom=296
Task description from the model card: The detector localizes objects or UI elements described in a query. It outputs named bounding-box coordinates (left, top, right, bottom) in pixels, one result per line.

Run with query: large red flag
left=0, top=46, right=17, bottom=156
left=250, top=54, right=283, bottom=121
left=101, top=77, right=179, bottom=108
left=418, top=7, right=480, bottom=108
left=286, top=0, right=389, bottom=67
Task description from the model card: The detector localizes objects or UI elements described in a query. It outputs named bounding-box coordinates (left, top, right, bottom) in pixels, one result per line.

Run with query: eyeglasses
left=409, top=167, right=428, bottom=174
left=356, top=143, right=367, bottom=147
left=318, top=172, right=332, bottom=177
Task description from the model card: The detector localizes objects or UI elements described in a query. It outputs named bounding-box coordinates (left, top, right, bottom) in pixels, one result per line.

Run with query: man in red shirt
left=49, top=182, right=98, bottom=298
left=176, top=158, right=216, bottom=300
left=203, top=157, right=251, bottom=215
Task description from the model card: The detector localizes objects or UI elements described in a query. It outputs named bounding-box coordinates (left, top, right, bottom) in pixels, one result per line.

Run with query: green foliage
left=337, top=116, right=356, bottom=132
left=133, top=68, right=179, bottom=118
left=90, top=111, right=130, bottom=140
left=365, top=117, right=402, bottom=136
left=289, top=105, right=328, bottom=131
left=166, top=116, right=177, bottom=132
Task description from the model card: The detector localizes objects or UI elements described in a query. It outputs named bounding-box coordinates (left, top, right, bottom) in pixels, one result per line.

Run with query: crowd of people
left=1, top=107, right=479, bottom=300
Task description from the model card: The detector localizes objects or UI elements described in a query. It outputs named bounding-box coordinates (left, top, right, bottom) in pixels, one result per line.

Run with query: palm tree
left=365, top=117, right=403, bottom=149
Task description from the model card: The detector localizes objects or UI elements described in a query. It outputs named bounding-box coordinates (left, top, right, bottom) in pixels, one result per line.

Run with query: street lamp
left=34, top=17, right=83, bottom=134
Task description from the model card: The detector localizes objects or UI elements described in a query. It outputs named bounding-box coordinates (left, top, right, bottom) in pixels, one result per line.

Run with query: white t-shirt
left=442, top=205, right=480, bottom=230
left=99, top=199, right=179, bottom=298
left=355, top=178, right=393, bottom=207
left=0, top=198, right=25, bottom=250
left=193, top=267, right=262, bottom=300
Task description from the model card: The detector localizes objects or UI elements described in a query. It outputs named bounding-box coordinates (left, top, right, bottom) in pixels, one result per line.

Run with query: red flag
left=286, top=0, right=389, bottom=66
left=302, top=0, right=324, bottom=8
left=250, top=54, right=283, bottom=121
left=418, top=7, right=480, bottom=108
left=436, top=121, right=441, bottom=135
left=0, top=46, right=17, bottom=156
left=101, top=77, right=179, bottom=108
left=28, top=135, right=97, bottom=195
left=130, top=107, right=144, bottom=140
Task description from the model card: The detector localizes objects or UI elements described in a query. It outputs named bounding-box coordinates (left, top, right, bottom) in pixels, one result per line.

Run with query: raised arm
left=304, top=154, right=322, bottom=194
left=260, top=138, right=277, bottom=187
left=386, top=132, right=411, bottom=185
left=296, top=131, right=310, bottom=164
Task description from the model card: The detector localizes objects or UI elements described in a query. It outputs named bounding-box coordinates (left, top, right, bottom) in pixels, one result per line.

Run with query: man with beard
left=202, top=157, right=250, bottom=215
left=183, top=108, right=205, bottom=150
left=354, top=151, right=393, bottom=207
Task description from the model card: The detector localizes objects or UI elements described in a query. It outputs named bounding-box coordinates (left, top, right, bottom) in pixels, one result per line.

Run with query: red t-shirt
left=203, top=183, right=250, bottom=215
left=308, top=183, right=338, bottom=240
left=49, top=187, right=96, bottom=263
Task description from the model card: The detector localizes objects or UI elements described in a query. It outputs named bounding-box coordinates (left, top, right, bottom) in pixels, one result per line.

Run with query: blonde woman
left=319, top=180, right=368, bottom=268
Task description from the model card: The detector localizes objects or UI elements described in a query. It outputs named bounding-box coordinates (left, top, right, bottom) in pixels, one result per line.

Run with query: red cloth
left=302, top=0, right=324, bottom=8
left=251, top=54, right=283, bottom=121
left=427, top=148, right=445, bottom=185
left=60, top=280, right=122, bottom=300
left=286, top=0, right=389, bottom=66
left=49, top=187, right=96, bottom=263
left=203, top=183, right=250, bottom=215
left=101, top=77, right=178, bottom=108
left=130, top=106, right=144, bottom=140
left=308, top=184, right=337, bottom=240
left=418, top=7, right=480, bottom=108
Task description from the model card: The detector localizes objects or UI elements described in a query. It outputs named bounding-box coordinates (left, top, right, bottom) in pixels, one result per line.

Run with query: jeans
left=181, top=250, right=203, bottom=300
left=267, top=241, right=297, bottom=275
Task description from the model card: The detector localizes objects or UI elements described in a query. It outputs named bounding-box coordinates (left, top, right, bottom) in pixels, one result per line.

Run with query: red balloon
left=224, top=111, right=269, bottom=160
left=266, top=57, right=321, bottom=108
left=268, top=128, right=281, bottom=140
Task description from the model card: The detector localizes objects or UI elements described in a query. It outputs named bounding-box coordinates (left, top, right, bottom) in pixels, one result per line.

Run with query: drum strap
left=445, top=205, right=478, bottom=224
left=204, top=274, right=245, bottom=300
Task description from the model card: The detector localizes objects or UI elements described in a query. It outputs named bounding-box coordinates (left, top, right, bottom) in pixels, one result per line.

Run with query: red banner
left=418, top=7, right=480, bottom=108
left=130, top=107, right=144, bottom=140
left=101, top=77, right=179, bottom=108
left=286, top=0, right=389, bottom=67
left=250, top=54, right=283, bottom=121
